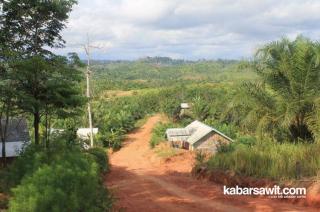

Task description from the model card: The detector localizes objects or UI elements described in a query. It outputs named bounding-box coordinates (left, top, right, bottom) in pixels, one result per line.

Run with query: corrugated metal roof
left=166, top=120, right=233, bottom=146
left=180, top=103, right=190, bottom=109
left=186, top=120, right=233, bottom=144
left=165, top=128, right=190, bottom=142
left=0, top=118, right=30, bottom=157
left=166, top=128, right=190, bottom=137
left=187, top=125, right=213, bottom=145
left=167, top=135, right=190, bottom=142
left=77, top=128, right=99, bottom=140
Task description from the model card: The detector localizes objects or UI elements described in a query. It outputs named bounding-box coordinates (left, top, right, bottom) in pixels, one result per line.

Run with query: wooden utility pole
left=84, top=36, right=95, bottom=148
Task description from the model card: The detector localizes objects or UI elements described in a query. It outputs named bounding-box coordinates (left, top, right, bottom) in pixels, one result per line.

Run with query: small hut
left=76, top=128, right=99, bottom=140
left=165, top=120, right=233, bottom=153
left=0, top=118, right=30, bottom=158
left=179, top=103, right=190, bottom=117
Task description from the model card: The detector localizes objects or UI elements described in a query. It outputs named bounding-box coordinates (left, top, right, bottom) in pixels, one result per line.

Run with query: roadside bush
left=9, top=152, right=112, bottom=212
left=207, top=140, right=320, bottom=181
left=6, top=145, right=48, bottom=189
left=237, top=135, right=256, bottom=147
left=6, top=140, right=113, bottom=211
left=216, top=135, right=256, bottom=154
left=216, top=142, right=236, bottom=153
left=195, top=151, right=207, bottom=167
left=97, top=129, right=124, bottom=151
left=204, top=119, right=237, bottom=139
left=87, top=147, right=109, bottom=173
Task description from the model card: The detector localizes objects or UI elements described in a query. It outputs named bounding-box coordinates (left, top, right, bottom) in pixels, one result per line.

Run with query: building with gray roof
left=0, top=118, right=30, bottom=157
left=165, top=120, right=233, bottom=152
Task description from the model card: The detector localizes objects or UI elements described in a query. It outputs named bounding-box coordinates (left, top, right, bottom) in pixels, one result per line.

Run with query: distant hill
left=90, top=57, right=240, bottom=67
left=89, top=57, right=256, bottom=93
left=138, top=56, right=189, bottom=66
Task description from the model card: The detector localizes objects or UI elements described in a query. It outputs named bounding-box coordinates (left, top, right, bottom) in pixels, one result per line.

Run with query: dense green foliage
left=87, top=147, right=110, bottom=173
left=226, top=37, right=320, bottom=143
left=94, top=93, right=158, bottom=150
left=92, top=38, right=320, bottom=182
left=93, top=84, right=238, bottom=150
left=91, top=58, right=256, bottom=93
left=7, top=140, right=112, bottom=211
left=208, top=141, right=320, bottom=181
left=0, top=0, right=83, bottom=146
left=0, top=2, right=113, bottom=211
left=2, top=3, right=319, bottom=207
left=207, top=37, right=320, bottom=180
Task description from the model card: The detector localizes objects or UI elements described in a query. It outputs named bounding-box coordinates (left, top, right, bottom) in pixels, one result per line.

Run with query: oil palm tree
left=228, top=36, right=320, bottom=142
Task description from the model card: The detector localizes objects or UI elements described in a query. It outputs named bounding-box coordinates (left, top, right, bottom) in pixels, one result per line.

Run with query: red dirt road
left=105, top=115, right=317, bottom=212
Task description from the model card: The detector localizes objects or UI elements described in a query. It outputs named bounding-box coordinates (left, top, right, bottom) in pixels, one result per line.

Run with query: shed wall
left=192, top=132, right=231, bottom=153
left=0, top=141, right=27, bottom=157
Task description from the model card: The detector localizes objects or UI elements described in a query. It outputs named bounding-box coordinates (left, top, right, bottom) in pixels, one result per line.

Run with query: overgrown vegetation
left=208, top=141, right=320, bottom=181
left=1, top=0, right=319, bottom=210
left=225, top=37, right=320, bottom=143
left=0, top=1, right=113, bottom=211
left=91, top=58, right=256, bottom=94
left=7, top=140, right=112, bottom=211
left=206, top=37, right=320, bottom=181
left=94, top=84, right=238, bottom=150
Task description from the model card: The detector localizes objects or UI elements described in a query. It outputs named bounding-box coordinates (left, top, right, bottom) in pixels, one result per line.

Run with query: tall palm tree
left=228, top=36, right=320, bottom=142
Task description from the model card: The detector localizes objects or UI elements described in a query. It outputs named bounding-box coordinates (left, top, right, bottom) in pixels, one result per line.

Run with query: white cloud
left=57, top=0, right=320, bottom=60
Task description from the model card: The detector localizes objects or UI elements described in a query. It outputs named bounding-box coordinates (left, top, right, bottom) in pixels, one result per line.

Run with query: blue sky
left=58, top=0, right=320, bottom=60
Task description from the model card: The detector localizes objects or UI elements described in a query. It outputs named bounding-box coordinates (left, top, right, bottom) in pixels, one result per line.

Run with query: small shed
left=165, top=120, right=233, bottom=153
left=0, top=118, right=30, bottom=158
left=77, top=128, right=98, bottom=140
left=165, top=128, right=191, bottom=148
left=180, top=103, right=190, bottom=117
left=49, top=128, right=65, bottom=136
left=180, top=103, right=190, bottom=109
left=186, top=121, right=233, bottom=152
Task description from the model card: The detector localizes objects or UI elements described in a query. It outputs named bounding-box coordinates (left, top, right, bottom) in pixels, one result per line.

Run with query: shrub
left=204, top=120, right=237, bottom=140
left=6, top=145, right=48, bottom=189
left=237, top=135, right=256, bottom=147
left=97, top=129, right=124, bottom=151
left=195, top=151, right=206, bottom=167
left=87, top=147, right=109, bottom=173
left=216, top=141, right=235, bottom=153
left=207, top=140, right=320, bottom=181
left=6, top=140, right=113, bottom=211
left=9, top=152, right=112, bottom=212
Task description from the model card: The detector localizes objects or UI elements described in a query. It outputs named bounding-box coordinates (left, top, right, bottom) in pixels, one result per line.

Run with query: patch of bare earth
left=105, top=114, right=318, bottom=212
left=101, top=90, right=136, bottom=99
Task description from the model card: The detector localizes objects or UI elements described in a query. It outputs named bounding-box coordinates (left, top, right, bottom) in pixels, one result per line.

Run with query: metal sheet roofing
left=187, top=120, right=234, bottom=144
left=180, top=103, right=190, bottom=109
left=77, top=128, right=99, bottom=140
left=187, top=125, right=213, bottom=145
left=1, top=118, right=30, bottom=143
left=0, top=118, right=30, bottom=157
left=166, top=128, right=190, bottom=137
left=166, top=120, right=233, bottom=146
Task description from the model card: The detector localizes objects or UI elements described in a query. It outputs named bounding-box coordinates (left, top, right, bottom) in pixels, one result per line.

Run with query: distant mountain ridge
left=90, top=56, right=240, bottom=66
